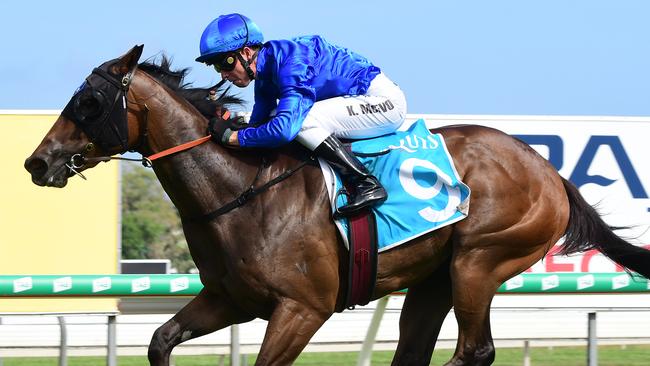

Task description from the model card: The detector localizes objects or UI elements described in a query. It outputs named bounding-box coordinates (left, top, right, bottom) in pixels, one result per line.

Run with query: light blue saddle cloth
left=319, top=119, right=471, bottom=252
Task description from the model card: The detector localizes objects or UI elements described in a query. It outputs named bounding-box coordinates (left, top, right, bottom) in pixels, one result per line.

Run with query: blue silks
left=238, top=35, right=381, bottom=148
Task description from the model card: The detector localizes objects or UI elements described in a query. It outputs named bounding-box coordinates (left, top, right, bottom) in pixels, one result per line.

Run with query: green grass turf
left=2, top=345, right=649, bottom=365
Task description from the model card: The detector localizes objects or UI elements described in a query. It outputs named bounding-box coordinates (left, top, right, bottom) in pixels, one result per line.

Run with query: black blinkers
left=61, top=60, right=135, bottom=151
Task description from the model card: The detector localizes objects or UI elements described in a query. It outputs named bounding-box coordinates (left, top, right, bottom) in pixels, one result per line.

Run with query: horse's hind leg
left=443, top=251, right=502, bottom=366
left=148, top=289, right=252, bottom=366
left=391, top=260, right=453, bottom=366
left=445, top=245, right=549, bottom=366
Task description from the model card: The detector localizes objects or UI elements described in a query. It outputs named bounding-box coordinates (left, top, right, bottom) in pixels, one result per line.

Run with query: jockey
left=196, top=13, right=407, bottom=217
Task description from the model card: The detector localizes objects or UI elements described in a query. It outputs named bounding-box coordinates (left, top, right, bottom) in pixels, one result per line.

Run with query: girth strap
left=185, top=156, right=313, bottom=222
left=344, top=207, right=378, bottom=309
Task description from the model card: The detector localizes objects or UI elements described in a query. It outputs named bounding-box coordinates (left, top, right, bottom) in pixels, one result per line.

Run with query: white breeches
left=295, top=73, right=407, bottom=150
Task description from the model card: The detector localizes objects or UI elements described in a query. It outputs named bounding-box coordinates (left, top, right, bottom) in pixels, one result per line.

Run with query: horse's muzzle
left=24, top=155, right=70, bottom=188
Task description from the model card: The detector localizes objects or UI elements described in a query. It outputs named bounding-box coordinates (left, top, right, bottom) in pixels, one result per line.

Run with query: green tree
left=121, top=162, right=195, bottom=273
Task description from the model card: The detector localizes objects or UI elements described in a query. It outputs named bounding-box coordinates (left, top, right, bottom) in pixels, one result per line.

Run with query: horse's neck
left=132, top=74, right=257, bottom=218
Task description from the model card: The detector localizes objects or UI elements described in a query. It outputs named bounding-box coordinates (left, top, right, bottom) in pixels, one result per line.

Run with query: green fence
left=1, top=272, right=649, bottom=297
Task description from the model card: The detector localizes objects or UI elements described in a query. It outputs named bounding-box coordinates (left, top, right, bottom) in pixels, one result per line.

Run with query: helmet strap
left=236, top=49, right=258, bottom=81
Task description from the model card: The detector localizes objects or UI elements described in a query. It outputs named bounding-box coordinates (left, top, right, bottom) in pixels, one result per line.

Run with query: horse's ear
left=114, top=44, right=144, bottom=75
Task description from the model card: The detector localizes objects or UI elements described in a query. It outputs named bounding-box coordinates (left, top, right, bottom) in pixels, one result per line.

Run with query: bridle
left=61, top=60, right=218, bottom=180
left=60, top=57, right=312, bottom=221
left=60, top=59, right=149, bottom=178
left=62, top=62, right=136, bottom=152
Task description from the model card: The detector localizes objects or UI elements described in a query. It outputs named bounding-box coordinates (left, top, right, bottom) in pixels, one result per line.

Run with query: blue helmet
left=196, top=13, right=264, bottom=63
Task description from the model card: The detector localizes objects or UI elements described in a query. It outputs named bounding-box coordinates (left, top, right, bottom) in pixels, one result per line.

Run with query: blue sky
left=1, top=1, right=649, bottom=116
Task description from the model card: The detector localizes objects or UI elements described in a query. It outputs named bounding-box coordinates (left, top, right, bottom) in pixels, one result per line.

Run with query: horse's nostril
left=25, top=157, right=48, bottom=179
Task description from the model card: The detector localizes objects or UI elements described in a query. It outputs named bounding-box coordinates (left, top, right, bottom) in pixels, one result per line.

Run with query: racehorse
left=24, top=45, right=650, bottom=366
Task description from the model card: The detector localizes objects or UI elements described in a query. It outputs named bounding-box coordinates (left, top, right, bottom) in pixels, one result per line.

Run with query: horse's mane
left=138, top=55, right=245, bottom=119
left=138, top=55, right=313, bottom=164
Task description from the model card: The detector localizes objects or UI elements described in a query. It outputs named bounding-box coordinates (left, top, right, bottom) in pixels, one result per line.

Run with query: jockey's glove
left=207, top=116, right=247, bottom=145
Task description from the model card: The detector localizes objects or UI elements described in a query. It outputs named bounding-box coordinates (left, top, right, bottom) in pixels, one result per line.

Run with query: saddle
left=320, top=119, right=472, bottom=309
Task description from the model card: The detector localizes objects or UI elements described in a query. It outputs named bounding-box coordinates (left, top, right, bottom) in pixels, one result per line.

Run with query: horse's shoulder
left=256, top=144, right=319, bottom=174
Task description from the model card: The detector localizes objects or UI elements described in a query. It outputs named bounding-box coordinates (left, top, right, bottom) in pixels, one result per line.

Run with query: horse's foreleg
left=148, top=289, right=252, bottom=366
left=255, top=298, right=331, bottom=366
left=392, top=261, right=453, bottom=366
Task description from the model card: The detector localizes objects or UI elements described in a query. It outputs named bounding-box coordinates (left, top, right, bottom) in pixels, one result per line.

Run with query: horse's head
left=25, top=45, right=246, bottom=188
left=25, top=45, right=147, bottom=187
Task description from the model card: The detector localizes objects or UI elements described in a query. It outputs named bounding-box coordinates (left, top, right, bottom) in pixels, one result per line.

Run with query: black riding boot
left=314, top=135, right=387, bottom=217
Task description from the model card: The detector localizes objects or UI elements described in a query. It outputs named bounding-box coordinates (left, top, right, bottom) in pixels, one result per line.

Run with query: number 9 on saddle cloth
left=319, top=119, right=471, bottom=252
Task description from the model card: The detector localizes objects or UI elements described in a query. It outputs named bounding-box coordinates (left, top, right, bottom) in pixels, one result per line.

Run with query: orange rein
left=146, top=110, right=231, bottom=162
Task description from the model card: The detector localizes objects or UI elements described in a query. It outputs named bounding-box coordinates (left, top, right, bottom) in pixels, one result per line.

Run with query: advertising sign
left=0, top=112, right=119, bottom=313
left=415, top=115, right=650, bottom=273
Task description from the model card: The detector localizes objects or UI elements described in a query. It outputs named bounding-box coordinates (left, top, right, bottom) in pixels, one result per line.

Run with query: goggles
left=212, top=53, right=238, bottom=73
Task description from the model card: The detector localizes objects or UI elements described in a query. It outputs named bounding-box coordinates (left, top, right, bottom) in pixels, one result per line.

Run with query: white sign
left=13, top=277, right=32, bottom=293
left=170, top=277, right=189, bottom=293
left=92, top=277, right=112, bottom=293
left=53, top=276, right=72, bottom=293
left=131, top=277, right=151, bottom=293
left=419, top=115, right=650, bottom=273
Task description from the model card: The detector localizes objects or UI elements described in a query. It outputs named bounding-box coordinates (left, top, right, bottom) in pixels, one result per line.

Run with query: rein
left=64, top=63, right=314, bottom=220
left=72, top=135, right=214, bottom=169
left=69, top=105, right=313, bottom=220
left=70, top=110, right=233, bottom=171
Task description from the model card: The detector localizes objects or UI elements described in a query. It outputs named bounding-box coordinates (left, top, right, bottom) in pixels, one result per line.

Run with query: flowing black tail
left=560, top=178, right=650, bottom=278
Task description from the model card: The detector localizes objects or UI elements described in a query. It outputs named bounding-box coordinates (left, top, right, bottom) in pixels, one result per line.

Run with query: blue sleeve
left=238, top=57, right=316, bottom=148
left=248, top=89, right=277, bottom=125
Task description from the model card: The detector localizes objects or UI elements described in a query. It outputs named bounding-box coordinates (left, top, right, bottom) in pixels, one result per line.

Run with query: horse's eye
left=74, top=90, right=105, bottom=121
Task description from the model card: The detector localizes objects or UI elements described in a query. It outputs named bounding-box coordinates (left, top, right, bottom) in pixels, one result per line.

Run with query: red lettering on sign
left=579, top=249, right=622, bottom=272
left=532, top=244, right=650, bottom=273
left=544, top=246, right=574, bottom=272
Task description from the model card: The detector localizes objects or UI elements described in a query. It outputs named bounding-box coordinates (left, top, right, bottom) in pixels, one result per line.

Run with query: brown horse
left=25, top=45, right=650, bottom=366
